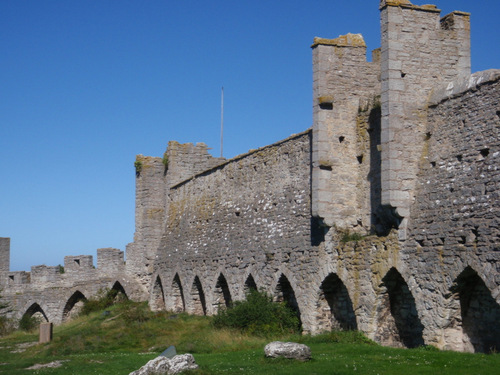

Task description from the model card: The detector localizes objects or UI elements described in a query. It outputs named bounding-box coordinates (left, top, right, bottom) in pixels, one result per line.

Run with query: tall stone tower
left=379, top=0, right=470, bottom=238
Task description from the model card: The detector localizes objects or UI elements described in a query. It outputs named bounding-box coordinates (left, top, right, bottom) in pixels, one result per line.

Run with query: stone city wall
left=151, top=131, right=324, bottom=329
left=0, top=0, right=498, bottom=354
left=0, top=246, right=143, bottom=324
left=403, top=72, right=500, bottom=352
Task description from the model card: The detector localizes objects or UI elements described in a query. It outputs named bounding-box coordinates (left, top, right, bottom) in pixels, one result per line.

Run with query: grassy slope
left=0, top=301, right=499, bottom=375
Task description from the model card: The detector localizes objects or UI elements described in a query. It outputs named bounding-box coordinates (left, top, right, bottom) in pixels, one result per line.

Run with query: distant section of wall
left=311, top=34, right=380, bottom=230
left=380, top=1, right=470, bottom=238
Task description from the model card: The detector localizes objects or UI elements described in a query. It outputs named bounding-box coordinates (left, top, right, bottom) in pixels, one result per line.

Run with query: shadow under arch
left=171, top=273, right=186, bottom=313
left=151, top=275, right=166, bottom=311
left=62, top=291, right=87, bottom=322
left=244, top=274, right=258, bottom=295
left=274, top=273, right=302, bottom=328
left=110, top=281, right=128, bottom=302
left=190, top=276, right=207, bottom=316
left=213, top=273, right=232, bottom=311
left=317, top=273, right=357, bottom=331
left=450, top=266, right=500, bottom=353
left=22, top=302, right=49, bottom=323
left=375, top=267, right=424, bottom=348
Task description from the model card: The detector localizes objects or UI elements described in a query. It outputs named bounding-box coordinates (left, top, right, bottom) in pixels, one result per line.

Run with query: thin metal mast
left=220, top=86, right=224, bottom=158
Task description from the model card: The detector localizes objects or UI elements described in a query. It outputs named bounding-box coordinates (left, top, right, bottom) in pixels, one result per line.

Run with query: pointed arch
left=450, top=266, right=500, bottom=353
left=244, top=274, right=257, bottom=295
left=151, top=276, right=166, bottom=312
left=274, top=273, right=301, bottom=326
left=22, top=303, right=49, bottom=323
left=62, top=291, right=87, bottom=322
left=172, top=273, right=186, bottom=313
left=213, top=273, right=232, bottom=310
left=190, top=276, right=207, bottom=315
left=317, top=273, right=357, bottom=331
left=375, top=267, right=424, bottom=348
left=111, top=281, right=128, bottom=302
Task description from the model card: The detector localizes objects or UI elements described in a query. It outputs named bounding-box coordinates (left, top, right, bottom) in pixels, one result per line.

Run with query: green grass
left=0, top=301, right=499, bottom=374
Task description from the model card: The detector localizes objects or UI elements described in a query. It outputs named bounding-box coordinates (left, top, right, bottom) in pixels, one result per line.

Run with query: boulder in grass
left=129, top=353, right=198, bottom=375
left=264, top=341, right=311, bottom=361
left=168, top=354, right=199, bottom=374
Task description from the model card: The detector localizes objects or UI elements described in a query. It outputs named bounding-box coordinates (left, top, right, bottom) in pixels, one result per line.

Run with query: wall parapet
left=429, top=69, right=500, bottom=106
left=380, top=0, right=440, bottom=12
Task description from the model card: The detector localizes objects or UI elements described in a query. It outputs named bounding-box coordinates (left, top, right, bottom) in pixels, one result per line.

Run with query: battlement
left=31, top=265, right=62, bottom=284
left=64, top=255, right=93, bottom=272
left=97, top=247, right=124, bottom=274
left=380, top=0, right=441, bottom=12
left=6, top=271, right=30, bottom=285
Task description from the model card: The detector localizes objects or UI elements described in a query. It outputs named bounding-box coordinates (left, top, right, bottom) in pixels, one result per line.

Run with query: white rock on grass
left=129, top=353, right=198, bottom=375
left=264, top=341, right=311, bottom=361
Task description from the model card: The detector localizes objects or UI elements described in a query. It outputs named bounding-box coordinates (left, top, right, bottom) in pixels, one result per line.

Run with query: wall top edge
left=170, top=128, right=312, bottom=190
left=380, top=1, right=441, bottom=13
left=429, top=69, right=500, bottom=106
left=311, top=33, right=366, bottom=49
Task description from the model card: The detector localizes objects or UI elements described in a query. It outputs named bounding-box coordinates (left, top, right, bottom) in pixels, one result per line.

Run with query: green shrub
left=134, top=160, right=143, bottom=175
left=80, top=289, right=125, bottom=316
left=340, top=229, right=365, bottom=243
left=118, top=300, right=150, bottom=323
left=0, top=315, right=14, bottom=336
left=18, top=314, right=40, bottom=332
left=162, top=152, right=169, bottom=168
left=212, top=289, right=300, bottom=337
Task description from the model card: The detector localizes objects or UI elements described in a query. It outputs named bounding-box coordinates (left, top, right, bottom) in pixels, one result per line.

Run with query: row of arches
left=152, top=266, right=499, bottom=353
left=20, top=281, right=129, bottom=325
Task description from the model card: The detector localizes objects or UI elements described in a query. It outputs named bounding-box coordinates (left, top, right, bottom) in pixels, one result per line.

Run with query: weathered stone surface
left=129, top=356, right=170, bottom=375
left=0, top=1, right=498, bottom=355
left=129, top=354, right=198, bottom=375
left=168, top=354, right=199, bottom=374
left=264, top=341, right=311, bottom=361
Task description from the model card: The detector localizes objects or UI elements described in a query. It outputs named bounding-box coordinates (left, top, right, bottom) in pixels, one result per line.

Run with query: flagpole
left=220, top=86, right=224, bottom=158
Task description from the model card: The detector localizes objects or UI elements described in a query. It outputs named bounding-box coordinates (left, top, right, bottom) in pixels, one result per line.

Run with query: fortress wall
left=311, top=35, right=380, bottom=230
left=380, top=1, right=471, bottom=237
left=153, top=131, right=330, bottom=330
left=405, top=75, right=500, bottom=352
left=1, top=1, right=497, bottom=353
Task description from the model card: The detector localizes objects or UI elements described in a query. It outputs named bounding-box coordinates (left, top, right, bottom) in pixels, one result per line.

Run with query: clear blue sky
left=1, top=1, right=498, bottom=271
